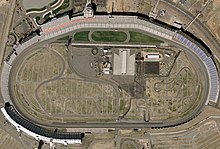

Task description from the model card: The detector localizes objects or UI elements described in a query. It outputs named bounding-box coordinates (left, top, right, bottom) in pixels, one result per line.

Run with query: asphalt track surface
left=8, top=30, right=209, bottom=129
left=1, top=10, right=212, bottom=129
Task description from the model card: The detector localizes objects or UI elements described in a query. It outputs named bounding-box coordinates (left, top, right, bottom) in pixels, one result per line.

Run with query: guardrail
left=1, top=104, right=84, bottom=145
left=1, top=14, right=219, bottom=142
left=174, top=33, right=219, bottom=104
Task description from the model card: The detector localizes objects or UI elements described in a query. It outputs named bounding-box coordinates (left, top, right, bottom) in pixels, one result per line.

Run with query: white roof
left=1, top=108, right=82, bottom=145
left=113, top=49, right=135, bottom=75
left=147, top=54, right=160, bottom=59
left=121, top=50, right=127, bottom=74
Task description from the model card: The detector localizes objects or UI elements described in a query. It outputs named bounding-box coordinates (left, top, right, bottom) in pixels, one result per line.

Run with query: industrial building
left=113, top=49, right=135, bottom=75
left=142, top=52, right=162, bottom=61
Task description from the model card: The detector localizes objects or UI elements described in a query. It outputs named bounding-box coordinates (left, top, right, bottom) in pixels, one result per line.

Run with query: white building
left=83, top=0, right=94, bottom=18
left=142, top=52, right=162, bottom=61
left=113, top=49, right=135, bottom=75
left=147, top=54, right=160, bottom=59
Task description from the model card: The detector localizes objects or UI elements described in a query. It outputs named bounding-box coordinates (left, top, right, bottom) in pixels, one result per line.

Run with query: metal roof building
left=113, top=49, right=135, bottom=75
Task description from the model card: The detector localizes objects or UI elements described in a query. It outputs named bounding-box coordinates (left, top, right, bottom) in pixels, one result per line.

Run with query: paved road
left=0, top=0, right=16, bottom=67
left=7, top=40, right=209, bottom=129
left=71, top=42, right=156, bottom=48
left=52, top=43, right=207, bottom=128
left=67, top=45, right=121, bottom=115
left=34, top=48, right=66, bottom=112
left=4, top=15, right=211, bottom=128
left=161, top=0, right=220, bottom=59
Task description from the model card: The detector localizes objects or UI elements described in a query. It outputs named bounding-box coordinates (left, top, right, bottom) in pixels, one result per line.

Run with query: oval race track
left=1, top=14, right=219, bottom=145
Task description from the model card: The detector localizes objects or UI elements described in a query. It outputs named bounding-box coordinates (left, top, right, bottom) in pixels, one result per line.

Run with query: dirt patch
left=106, top=0, right=138, bottom=13
left=207, top=12, right=220, bottom=40
left=0, top=0, right=8, bottom=7
left=89, top=140, right=115, bottom=149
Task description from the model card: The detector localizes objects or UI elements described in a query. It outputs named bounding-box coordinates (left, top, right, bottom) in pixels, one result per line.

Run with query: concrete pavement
left=0, top=14, right=218, bottom=135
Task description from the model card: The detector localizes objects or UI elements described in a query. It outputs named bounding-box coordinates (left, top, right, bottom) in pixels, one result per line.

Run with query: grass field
left=35, top=16, right=40, bottom=23
left=43, top=12, right=51, bottom=20
left=91, top=31, right=127, bottom=42
left=13, top=46, right=118, bottom=122
left=129, top=31, right=163, bottom=44
left=61, top=31, right=164, bottom=43
left=74, top=31, right=89, bottom=41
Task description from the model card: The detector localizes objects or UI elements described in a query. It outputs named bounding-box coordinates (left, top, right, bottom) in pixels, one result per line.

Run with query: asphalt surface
left=161, top=0, right=220, bottom=59
left=4, top=15, right=211, bottom=128
left=59, top=44, right=205, bottom=128
left=7, top=39, right=209, bottom=129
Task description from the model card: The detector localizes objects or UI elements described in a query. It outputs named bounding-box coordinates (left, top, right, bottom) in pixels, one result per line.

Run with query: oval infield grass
left=91, top=31, right=127, bottom=42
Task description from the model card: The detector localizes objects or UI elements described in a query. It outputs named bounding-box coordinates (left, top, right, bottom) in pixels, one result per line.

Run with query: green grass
left=74, top=31, right=89, bottom=41
left=44, top=13, right=51, bottom=20
left=91, top=31, right=127, bottom=42
left=120, top=99, right=125, bottom=112
left=143, top=48, right=160, bottom=52
left=35, top=16, right=40, bottom=23
left=129, top=31, right=163, bottom=44
left=52, top=0, right=70, bottom=15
